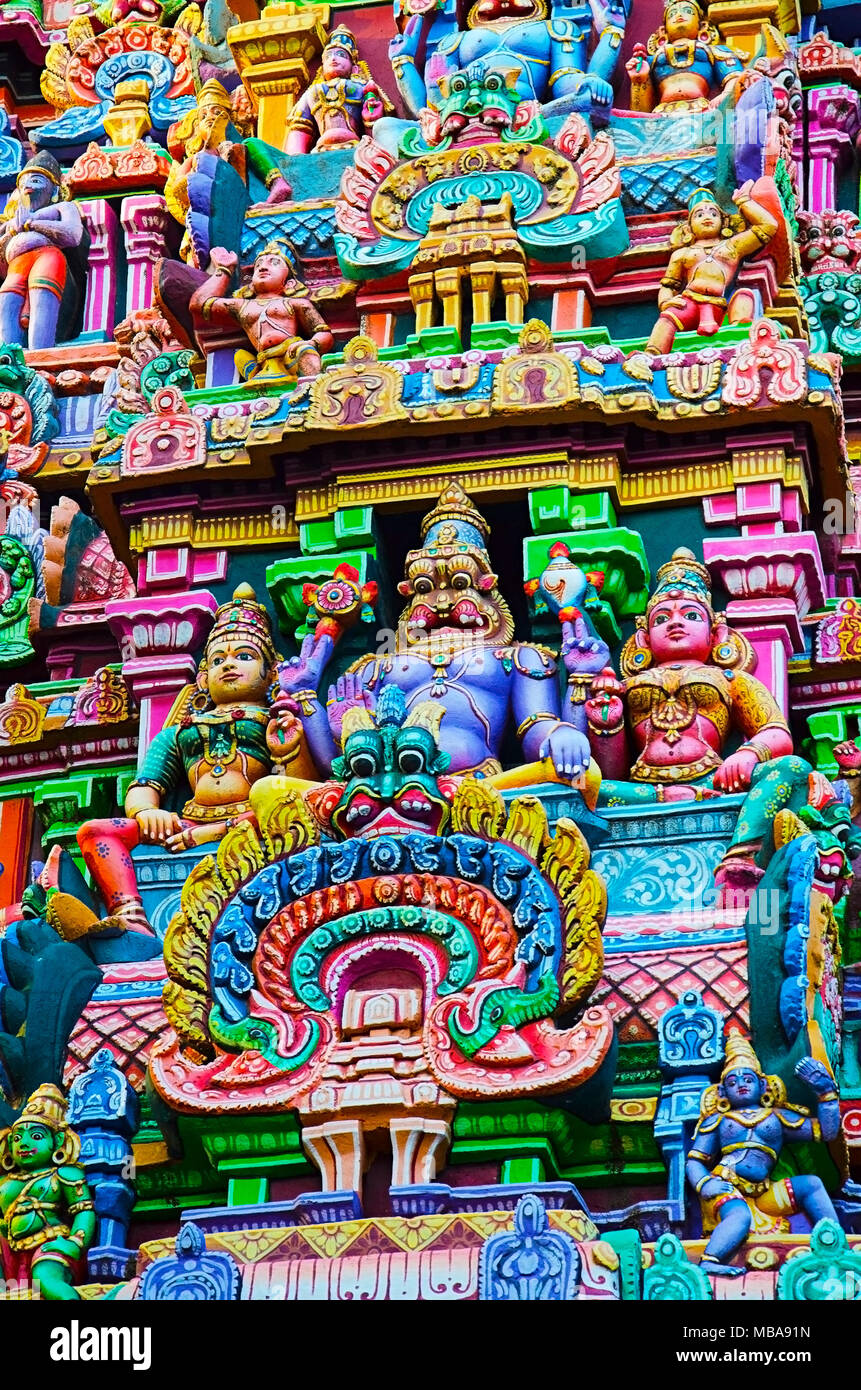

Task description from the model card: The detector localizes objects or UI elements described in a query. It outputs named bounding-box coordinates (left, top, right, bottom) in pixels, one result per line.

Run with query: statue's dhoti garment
left=0, top=245, right=67, bottom=305
left=702, top=1163, right=799, bottom=1236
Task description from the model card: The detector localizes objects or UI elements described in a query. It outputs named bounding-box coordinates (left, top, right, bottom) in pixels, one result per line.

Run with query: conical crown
left=419, top=482, right=490, bottom=555
left=198, top=79, right=233, bottom=113
left=207, top=583, right=275, bottom=664
left=13, top=1083, right=68, bottom=1133
left=647, top=546, right=714, bottom=619
left=720, top=1031, right=764, bottom=1082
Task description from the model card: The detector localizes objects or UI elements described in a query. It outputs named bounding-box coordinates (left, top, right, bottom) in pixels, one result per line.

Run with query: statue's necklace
left=428, top=648, right=454, bottom=696
left=728, top=1108, right=770, bottom=1128
left=667, top=39, right=697, bottom=67
left=199, top=721, right=238, bottom=780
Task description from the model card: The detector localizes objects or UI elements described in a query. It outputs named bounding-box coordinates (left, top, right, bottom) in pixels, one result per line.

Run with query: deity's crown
left=12, top=1083, right=68, bottom=1133
left=720, top=1031, right=764, bottom=1083
left=17, top=151, right=62, bottom=189
left=325, top=24, right=359, bottom=60
left=259, top=238, right=298, bottom=274
left=647, top=546, right=714, bottom=620
left=664, top=0, right=704, bottom=20
left=198, top=79, right=233, bottom=113
left=687, top=186, right=721, bottom=213
left=207, top=583, right=276, bottom=663
left=419, top=482, right=491, bottom=556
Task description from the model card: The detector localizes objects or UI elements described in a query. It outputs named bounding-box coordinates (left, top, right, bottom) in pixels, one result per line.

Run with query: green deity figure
left=0, top=1084, right=95, bottom=1300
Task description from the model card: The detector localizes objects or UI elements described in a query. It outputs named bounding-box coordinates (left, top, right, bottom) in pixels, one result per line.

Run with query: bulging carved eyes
left=450, top=75, right=467, bottom=92
left=398, top=748, right=426, bottom=774
left=413, top=576, right=433, bottom=594
left=485, top=74, right=503, bottom=90
left=451, top=572, right=470, bottom=589
left=349, top=753, right=378, bottom=778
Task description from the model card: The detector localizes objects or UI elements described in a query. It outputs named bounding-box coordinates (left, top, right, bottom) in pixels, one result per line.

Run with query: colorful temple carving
left=0, top=0, right=859, bottom=1310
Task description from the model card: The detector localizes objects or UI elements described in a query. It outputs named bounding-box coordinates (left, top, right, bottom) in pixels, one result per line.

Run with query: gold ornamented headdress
left=197, top=78, right=233, bottom=113
left=419, top=481, right=491, bottom=554
left=206, top=583, right=276, bottom=665
left=324, top=24, right=359, bottom=62
left=720, top=1031, right=764, bottom=1082
left=647, top=546, right=714, bottom=620
left=0, top=1084, right=80, bottom=1166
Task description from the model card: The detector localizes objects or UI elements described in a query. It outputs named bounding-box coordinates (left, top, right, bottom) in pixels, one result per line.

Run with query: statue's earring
left=620, top=616, right=652, bottom=676
left=52, top=1138, right=66, bottom=1164
left=1, top=1152, right=15, bottom=1170
left=716, top=1092, right=731, bottom=1114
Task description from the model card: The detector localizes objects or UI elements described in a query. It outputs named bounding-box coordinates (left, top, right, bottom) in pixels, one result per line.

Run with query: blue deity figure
left=389, top=0, right=630, bottom=123
left=686, top=1034, right=841, bottom=1277
left=276, top=482, right=607, bottom=785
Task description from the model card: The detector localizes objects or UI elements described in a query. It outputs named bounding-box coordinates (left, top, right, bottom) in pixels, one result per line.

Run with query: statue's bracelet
left=285, top=689, right=319, bottom=715
left=566, top=674, right=593, bottom=702
left=587, top=717, right=624, bottom=738
left=740, top=740, right=773, bottom=764
left=515, top=712, right=561, bottom=738
left=818, top=1090, right=839, bottom=1102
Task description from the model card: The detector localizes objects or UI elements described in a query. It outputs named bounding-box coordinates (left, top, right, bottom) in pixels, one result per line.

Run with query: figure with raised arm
left=687, top=1035, right=840, bottom=1276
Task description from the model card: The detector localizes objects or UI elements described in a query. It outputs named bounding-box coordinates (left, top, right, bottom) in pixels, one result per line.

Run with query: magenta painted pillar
left=703, top=535, right=826, bottom=716
left=804, top=87, right=860, bottom=213
left=120, top=195, right=172, bottom=319
left=106, top=591, right=219, bottom=766
left=78, top=199, right=120, bottom=338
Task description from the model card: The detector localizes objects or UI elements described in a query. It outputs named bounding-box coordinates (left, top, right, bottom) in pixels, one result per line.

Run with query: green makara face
left=332, top=723, right=452, bottom=838
left=436, top=62, right=522, bottom=143
left=10, top=1122, right=56, bottom=1169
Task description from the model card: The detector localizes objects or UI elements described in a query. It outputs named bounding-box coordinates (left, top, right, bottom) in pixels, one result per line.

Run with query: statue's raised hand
left=209, top=246, right=238, bottom=275
left=625, top=43, right=649, bottom=78
left=276, top=632, right=333, bottom=698
left=795, top=1055, right=836, bottom=1097
left=588, top=0, right=629, bottom=31
left=327, top=671, right=377, bottom=742
left=389, top=14, right=422, bottom=63
left=560, top=615, right=610, bottom=675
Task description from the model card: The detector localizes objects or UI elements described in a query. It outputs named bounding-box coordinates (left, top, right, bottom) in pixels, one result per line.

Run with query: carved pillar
left=436, top=267, right=461, bottom=335
left=703, top=532, right=826, bottom=715
left=120, top=195, right=172, bottom=319
left=500, top=264, right=528, bottom=325
left=470, top=262, right=496, bottom=326
left=389, top=1118, right=451, bottom=1187
left=78, top=199, right=120, bottom=339
left=302, top=1120, right=367, bottom=1195
left=67, top=1047, right=140, bottom=1282
left=409, top=274, right=435, bottom=334
left=228, top=3, right=330, bottom=150
left=654, top=989, right=725, bottom=1222
left=804, top=87, right=860, bottom=214
left=105, top=590, right=218, bottom=761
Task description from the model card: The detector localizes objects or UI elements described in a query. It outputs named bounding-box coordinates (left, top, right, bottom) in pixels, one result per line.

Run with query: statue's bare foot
left=659, top=785, right=699, bottom=802
left=701, top=1259, right=745, bottom=1278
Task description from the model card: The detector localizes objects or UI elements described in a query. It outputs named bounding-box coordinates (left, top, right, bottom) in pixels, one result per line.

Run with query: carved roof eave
left=84, top=340, right=845, bottom=568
